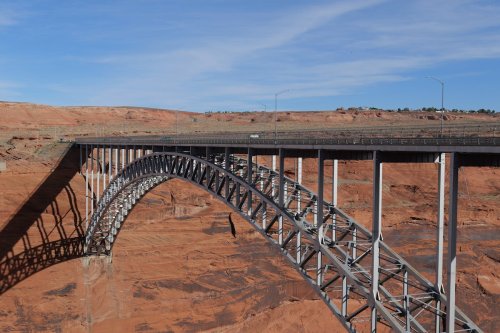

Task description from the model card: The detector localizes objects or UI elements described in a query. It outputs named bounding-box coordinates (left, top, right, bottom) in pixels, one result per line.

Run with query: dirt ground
left=0, top=102, right=498, bottom=332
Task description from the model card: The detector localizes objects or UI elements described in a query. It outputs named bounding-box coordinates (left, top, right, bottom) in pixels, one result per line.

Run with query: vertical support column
left=262, top=202, right=267, bottom=230
left=225, top=147, right=230, bottom=200
left=283, top=157, right=288, bottom=206
left=85, top=144, right=89, bottom=230
left=435, top=152, right=445, bottom=332
left=108, top=146, right=112, bottom=184
left=215, top=164, right=220, bottom=194
left=297, top=157, right=303, bottom=211
left=296, top=157, right=303, bottom=264
left=247, top=148, right=253, bottom=214
left=114, top=146, right=118, bottom=177
left=278, top=149, right=285, bottom=245
left=121, top=146, right=125, bottom=169
left=332, top=159, right=338, bottom=242
left=352, top=227, right=357, bottom=260
left=272, top=155, right=277, bottom=198
left=90, top=145, right=94, bottom=215
left=317, top=150, right=325, bottom=287
left=317, top=150, right=325, bottom=242
left=403, top=270, right=410, bottom=331
left=116, top=146, right=120, bottom=176
left=96, top=146, right=100, bottom=202
left=446, top=153, right=460, bottom=332
left=371, top=151, right=383, bottom=332
left=103, top=145, right=106, bottom=189
left=341, top=276, right=348, bottom=317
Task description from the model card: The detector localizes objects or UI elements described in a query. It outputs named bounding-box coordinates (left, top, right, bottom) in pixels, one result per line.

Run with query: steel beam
left=332, top=159, right=338, bottom=242
left=297, top=156, right=303, bottom=265
left=108, top=146, right=112, bottom=184
left=371, top=151, right=383, bottom=332
left=317, top=150, right=325, bottom=286
left=75, top=135, right=500, bottom=155
left=90, top=144, right=94, bottom=215
left=272, top=155, right=277, bottom=198
left=278, top=149, right=285, bottom=245
left=297, top=157, right=303, bottom=211
left=401, top=269, right=410, bottom=331
left=225, top=147, right=230, bottom=200
left=85, top=144, right=89, bottom=229
left=317, top=150, right=325, bottom=243
left=342, top=275, right=348, bottom=317
left=247, top=148, right=253, bottom=214
left=121, top=146, right=125, bottom=169
left=103, top=145, right=106, bottom=189
left=446, top=153, right=459, bottom=332
left=436, top=152, right=445, bottom=332
left=114, top=146, right=118, bottom=176
left=96, top=146, right=100, bottom=202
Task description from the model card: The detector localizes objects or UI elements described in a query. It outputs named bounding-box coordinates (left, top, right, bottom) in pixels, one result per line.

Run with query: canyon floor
left=0, top=102, right=499, bottom=332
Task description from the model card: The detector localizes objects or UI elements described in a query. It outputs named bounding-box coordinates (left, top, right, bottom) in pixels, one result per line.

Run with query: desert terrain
left=0, top=101, right=499, bottom=332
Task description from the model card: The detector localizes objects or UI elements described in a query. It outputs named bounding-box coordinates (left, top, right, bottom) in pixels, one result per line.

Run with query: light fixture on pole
left=274, top=89, right=290, bottom=141
left=425, top=76, right=445, bottom=137
left=175, top=110, right=179, bottom=136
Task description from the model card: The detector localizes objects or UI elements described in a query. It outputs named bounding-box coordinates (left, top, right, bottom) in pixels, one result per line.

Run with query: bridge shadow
left=0, top=146, right=86, bottom=294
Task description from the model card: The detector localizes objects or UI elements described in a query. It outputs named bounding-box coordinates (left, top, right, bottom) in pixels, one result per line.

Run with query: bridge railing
left=75, top=135, right=499, bottom=146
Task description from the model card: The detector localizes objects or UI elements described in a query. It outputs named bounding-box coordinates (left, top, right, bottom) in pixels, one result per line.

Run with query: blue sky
left=1, top=0, right=500, bottom=112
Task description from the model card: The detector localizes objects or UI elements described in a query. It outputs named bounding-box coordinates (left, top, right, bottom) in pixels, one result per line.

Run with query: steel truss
left=84, top=151, right=481, bottom=333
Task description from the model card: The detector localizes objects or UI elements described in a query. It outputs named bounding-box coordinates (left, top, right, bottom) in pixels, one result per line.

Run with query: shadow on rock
left=0, top=145, right=86, bottom=294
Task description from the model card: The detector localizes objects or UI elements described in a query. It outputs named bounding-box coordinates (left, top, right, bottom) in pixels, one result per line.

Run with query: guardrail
left=75, top=135, right=499, bottom=147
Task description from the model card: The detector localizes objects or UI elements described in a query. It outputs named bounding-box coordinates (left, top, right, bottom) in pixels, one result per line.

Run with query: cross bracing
left=79, top=146, right=486, bottom=333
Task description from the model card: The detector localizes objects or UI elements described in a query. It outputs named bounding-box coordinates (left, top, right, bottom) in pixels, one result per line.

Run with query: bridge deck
left=75, top=135, right=500, bottom=154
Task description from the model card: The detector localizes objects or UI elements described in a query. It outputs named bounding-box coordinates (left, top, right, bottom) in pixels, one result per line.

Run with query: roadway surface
left=75, top=135, right=500, bottom=154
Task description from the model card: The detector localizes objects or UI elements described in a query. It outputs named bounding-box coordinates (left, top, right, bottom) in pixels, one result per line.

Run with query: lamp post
left=175, top=110, right=179, bottom=136
left=274, top=89, right=290, bottom=141
left=426, top=76, right=445, bottom=137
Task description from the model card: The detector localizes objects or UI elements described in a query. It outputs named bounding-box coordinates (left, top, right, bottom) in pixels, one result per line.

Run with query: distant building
left=0, top=160, right=6, bottom=172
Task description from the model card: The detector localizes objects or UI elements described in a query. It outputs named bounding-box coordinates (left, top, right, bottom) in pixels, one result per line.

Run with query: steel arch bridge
left=75, top=135, right=499, bottom=333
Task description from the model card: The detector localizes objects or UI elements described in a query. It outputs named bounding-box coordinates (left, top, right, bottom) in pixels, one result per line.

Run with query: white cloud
left=75, top=1, right=386, bottom=107
left=56, top=0, right=500, bottom=110
left=0, top=5, right=22, bottom=27
left=0, top=14, right=16, bottom=27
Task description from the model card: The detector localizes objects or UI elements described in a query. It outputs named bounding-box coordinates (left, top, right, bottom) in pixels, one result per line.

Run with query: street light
left=274, top=89, right=290, bottom=141
left=425, top=76, right=445, bottom=136
left=175, top=110, right=179, bottom=136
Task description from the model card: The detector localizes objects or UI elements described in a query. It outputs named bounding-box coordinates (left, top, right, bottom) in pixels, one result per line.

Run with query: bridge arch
left=85, top=151, right=480, bottom=333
